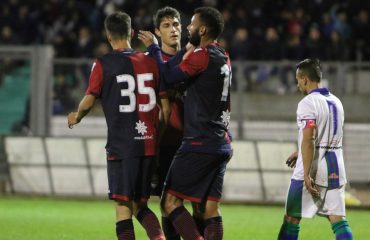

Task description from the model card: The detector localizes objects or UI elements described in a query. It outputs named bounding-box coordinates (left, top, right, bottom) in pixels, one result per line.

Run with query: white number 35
left=116, top=73, right=156, bottom=113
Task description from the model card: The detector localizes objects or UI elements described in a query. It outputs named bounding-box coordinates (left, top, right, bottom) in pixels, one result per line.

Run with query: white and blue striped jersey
left=292, top=88, right=347, bottom=188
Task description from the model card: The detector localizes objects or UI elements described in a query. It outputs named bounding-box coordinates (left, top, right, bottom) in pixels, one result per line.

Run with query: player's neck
left=199, top=37, right=215, bottom=48
left=307, top=83, right=320, bottom=94
left=161, top=43, right=180, bottom=55
left=110, top=39, right=131, bottom=50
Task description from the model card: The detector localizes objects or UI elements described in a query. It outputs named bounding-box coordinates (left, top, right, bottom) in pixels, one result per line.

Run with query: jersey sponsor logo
left=134, top=120, right=153, bottom=140
left=220, top=110, right=231, bottom=128
left=316, top=146, right=342, bottom=149
left=328, top=173, right=339, bottom=179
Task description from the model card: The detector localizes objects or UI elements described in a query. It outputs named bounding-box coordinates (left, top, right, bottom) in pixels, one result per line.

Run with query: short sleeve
left=179, top=48, right=209, bottom=77
left=297, top=98, right=317, bottom=129
left=85, top=59, right=103, bottom=97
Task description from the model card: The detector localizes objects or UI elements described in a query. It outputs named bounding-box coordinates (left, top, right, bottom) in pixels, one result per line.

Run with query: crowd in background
left=1, top=0, right=370, bottom=117
left=1, top=0, right=370, bottom=61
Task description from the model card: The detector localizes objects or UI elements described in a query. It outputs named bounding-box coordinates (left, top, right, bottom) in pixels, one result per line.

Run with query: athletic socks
left=332, top=220, right=353, bottom=240
left=168, top=206, right=204, bottom=240
left=193, top=216, right=205, bottom=236
left=162, top=216, right=181, bottom=240
left=277, top=219, right=300, bottom=240
left=204, top=216, right=223, bottom=240
left=116, top=219, right=135, bottom=240
left=136, top=207, right=165, bottom=240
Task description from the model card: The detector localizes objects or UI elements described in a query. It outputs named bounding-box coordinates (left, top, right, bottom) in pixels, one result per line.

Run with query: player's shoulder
left=130, top=52, right=157, bottom=63
left=189, top=46, right=208, bottom=55
left=298, top=95, right=315, bottom=110
left=187, top=47, right=209, bottom=61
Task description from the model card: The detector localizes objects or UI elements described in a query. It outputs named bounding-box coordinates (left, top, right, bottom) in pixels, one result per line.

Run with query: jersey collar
left=309, top=87, right=330, bottom=95
left=114, top=48, right=135, bottom=54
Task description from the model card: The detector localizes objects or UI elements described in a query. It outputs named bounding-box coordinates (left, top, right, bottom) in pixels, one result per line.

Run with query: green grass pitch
left=0, top=196, right=368, bottom=239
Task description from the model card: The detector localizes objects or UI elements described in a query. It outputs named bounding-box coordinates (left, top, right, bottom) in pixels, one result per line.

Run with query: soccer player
left=139, top=7, right=232, bottom=240
left=67, top=12, right=165, bottom=240
left=151, top=6, right=184, bottom=240
left=278, top=59, right=353, bottom=240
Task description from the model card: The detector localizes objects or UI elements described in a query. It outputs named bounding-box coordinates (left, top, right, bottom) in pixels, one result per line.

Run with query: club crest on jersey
left=328, top=173, right=339, bottom=179
left=134, top=120, right=153, bottom=140
left=220, top=110, right=231, bottom=127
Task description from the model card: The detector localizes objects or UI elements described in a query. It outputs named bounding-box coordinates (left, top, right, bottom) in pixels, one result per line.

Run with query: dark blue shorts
left=151, top=145, right=179, bottom=196
left=164, top=150, right=232, bottom=203
left=107, top=156, right=155, bottom=202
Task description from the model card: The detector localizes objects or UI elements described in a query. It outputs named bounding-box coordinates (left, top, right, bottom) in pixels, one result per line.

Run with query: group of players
left=68, top=6, right=231, bottom=240
left=67, top=5, right=353, bottom=240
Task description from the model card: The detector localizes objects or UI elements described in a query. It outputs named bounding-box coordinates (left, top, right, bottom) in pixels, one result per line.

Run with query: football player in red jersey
left=68, top=12, right=164, bottom=240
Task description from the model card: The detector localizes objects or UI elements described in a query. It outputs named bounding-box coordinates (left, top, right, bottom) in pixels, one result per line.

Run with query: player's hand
left=286, top=151, right=298, bottom=168
left=183, top=42, right=195, bottom=60
left=304, top=175, right=320, bottom=198
left=138, top=30, right=158, bottom=47
left=67, top=112, right=80, bottom=129
left=185, top=42, right=195, bottom=51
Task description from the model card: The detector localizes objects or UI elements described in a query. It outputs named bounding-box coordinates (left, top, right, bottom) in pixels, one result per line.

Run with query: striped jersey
left=86, top=48, right=160, bottom=159
left=292, top=88, right=347, bottom=188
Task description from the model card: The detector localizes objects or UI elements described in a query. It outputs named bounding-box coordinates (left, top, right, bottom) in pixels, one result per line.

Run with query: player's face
left=156, top=17, right=181, bottom=48
left=296, top=69, right=308, bottom=95
left=187, top=14, right=202, bottom=46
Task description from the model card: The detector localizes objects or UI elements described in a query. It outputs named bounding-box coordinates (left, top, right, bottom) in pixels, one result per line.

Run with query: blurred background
left=0, top=0, right=369, bottom=206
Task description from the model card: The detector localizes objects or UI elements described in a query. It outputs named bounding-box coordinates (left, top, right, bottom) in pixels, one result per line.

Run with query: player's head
left=104, top=11, right=132, bottom=43
left=153, top=7, right=181, bottom=49
left=296, top=58, right=322, bottom=95
left=187, top=7, right=224, bottom=46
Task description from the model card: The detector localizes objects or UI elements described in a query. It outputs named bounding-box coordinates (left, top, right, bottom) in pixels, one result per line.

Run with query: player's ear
left=199, top=26, right=206, bottom=36
left=155, top=28, right=161, bottom=38
left=106, top=32, right=112, bottom=43
left=130, top=29, right=135, bottom=40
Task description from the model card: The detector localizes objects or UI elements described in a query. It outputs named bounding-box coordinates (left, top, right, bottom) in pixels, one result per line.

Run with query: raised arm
left=138, top=30, right=193, bottom=84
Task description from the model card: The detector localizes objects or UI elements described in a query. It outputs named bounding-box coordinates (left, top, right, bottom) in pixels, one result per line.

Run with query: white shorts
left=285, top=179, right=346, bottom=218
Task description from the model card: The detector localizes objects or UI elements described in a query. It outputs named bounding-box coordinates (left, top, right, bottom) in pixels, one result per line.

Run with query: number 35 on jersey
left=116, top=73, right=156, bottom=113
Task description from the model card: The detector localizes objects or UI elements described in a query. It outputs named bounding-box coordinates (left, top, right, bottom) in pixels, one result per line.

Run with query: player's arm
left=301, top=126, right=319, bottom=197
left=286, top=151, right=298, bottom=168
left=68, top=95, right=96, bottom=128
left=146, top=43, right=188, bottom=84
left=138, top=31, right=207, bottom=84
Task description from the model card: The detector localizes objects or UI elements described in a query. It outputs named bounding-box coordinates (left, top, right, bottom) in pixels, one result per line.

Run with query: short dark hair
left=104, top=12, right=131, bottom=40
left=194, top=7, right=224, bottom=39
left=296, top=58, right=322, bottom=82
left=153, top=6, right=181, bottom=29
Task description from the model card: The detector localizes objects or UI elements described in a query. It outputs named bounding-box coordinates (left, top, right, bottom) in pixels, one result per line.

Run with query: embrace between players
left=67, top=5, right=353, bottom=240
left=68, top=6, right=232, bottom=240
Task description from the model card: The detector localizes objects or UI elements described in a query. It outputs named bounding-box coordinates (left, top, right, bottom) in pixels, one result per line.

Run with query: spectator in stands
left=352, top=9, right=370, bottom=60
left=325, top=30, right=350, bottom=61
left=74, top=26, right=94, bottom=58
left=53, top=72, right=76, bottom=115
left=281, top=34, right=304, bottom=93
left=320, top=12, right=335, bottom=40
left=0, top=25, right=18, bottom=45
left=331, top=4, right=352, bottom=42
left=230, top=27, right=256, bottom=91
left=255, top=26, right=284, bottom=91
left=304, top=24, right=326, bottom=60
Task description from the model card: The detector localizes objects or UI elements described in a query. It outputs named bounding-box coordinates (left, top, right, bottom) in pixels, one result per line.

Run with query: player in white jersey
left=278, top=59, right=353, bottom=240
